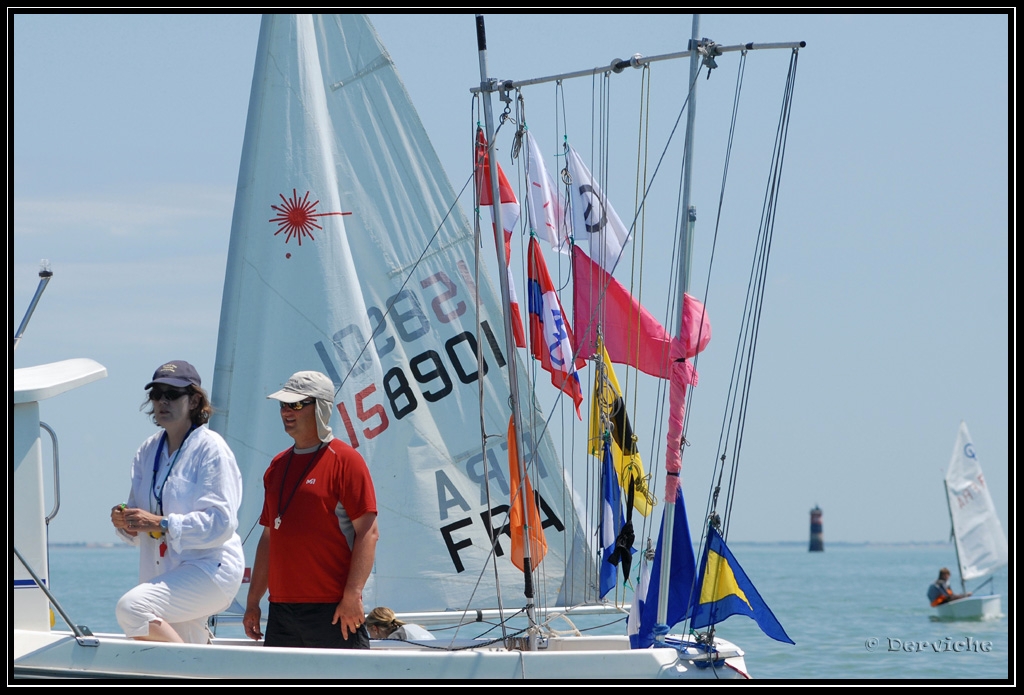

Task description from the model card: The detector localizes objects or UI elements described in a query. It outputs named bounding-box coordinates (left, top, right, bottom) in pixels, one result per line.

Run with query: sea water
left=44, top=542, right=1010, bottom=680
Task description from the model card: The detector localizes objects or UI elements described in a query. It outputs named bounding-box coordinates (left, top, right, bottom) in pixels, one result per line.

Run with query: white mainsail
left=210, top=14, right=594, bottom=615
left=945, top=421, right=1007, bottom=582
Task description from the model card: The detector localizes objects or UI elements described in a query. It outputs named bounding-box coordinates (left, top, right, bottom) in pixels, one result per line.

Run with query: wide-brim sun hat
left=266, top=371, right=335, bottom=403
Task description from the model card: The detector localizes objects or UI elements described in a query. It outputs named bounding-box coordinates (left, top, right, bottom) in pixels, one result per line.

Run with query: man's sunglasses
left=280, top=398, right=316, bottom=411
left=149, top=387, right=190, bottom=401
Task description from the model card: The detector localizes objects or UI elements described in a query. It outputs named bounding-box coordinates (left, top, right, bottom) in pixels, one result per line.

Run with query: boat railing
left=12, top=546, right=98, bottom=647
left=40, top=422, right=61, bottom=524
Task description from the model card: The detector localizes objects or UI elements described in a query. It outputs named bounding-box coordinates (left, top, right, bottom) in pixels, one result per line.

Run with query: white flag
left=565, top=144, right=629, bottom=273
left=524, top=130, right=568, bottom=254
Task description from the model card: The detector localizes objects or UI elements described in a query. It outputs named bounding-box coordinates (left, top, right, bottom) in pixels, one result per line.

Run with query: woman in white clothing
left=110, top=360, right=244, bottom=643
left=365, top=606, right=435, bottom=641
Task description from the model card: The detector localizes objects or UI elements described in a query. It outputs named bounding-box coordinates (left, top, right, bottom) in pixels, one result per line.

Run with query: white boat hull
left=14, top=629, right=749, bottom=680
left=933, top=594, right=1002, bottom=621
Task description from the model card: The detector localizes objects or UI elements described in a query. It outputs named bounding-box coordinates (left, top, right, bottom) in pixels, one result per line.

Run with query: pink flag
left=476, top=129, right=526, bottom=349
left=528, top=237, right=583, bottom=419
left=663, top=293, right=711, bottom=502
left=572, top=244, right=672, bottom=378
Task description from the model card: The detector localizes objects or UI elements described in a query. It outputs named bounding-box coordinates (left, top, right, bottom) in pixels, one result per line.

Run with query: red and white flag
left=527, top=237, right=583, bottom=418
left=476, top=129, right=526, bottom=348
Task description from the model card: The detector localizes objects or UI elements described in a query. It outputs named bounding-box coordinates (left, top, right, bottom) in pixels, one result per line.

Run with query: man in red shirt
left=243, top=371, right=379, bottom=648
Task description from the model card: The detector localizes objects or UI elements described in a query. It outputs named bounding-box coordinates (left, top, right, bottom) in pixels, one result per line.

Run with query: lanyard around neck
left=277, top=442, right=325, bottom=524
left=152, top=426, right=196, bottom=514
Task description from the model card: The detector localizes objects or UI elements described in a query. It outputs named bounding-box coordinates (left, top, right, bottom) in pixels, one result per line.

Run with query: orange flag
left=507, top=416, right=548, bottom=570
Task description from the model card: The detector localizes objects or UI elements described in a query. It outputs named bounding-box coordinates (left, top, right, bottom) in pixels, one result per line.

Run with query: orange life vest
left=930, top=587, right=953, bottom=607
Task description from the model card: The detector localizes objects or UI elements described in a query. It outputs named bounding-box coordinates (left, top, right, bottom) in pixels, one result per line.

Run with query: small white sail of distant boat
left=932, top=421, right=1006, bottom=621
left=945, top=421, right=1008, bottom=581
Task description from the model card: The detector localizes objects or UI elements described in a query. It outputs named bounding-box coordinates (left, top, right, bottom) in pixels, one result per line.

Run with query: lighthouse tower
left=809, top=506, right=824, bottom=552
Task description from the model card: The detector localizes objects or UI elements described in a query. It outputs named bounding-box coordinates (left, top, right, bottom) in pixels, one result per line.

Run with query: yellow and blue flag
left=691, top=525, right=794, bottom=644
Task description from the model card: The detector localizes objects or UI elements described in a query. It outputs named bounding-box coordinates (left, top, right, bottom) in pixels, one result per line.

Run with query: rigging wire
left=690, top=49, right=750, bottom=553
left=719, top=48, right=800, bottom=542
left=623, top=63, right=652, bottom=548
left=697, top=49, right=800, bottom=558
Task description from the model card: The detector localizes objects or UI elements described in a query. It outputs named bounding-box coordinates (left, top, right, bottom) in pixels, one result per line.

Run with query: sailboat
left=15, top=14, right=801, bottom=679
left=932, top=422, right=1007, bottom=621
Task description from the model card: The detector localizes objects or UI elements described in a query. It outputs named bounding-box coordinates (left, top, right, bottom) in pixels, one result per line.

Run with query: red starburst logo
left=269, top=189, right=351, bottom=248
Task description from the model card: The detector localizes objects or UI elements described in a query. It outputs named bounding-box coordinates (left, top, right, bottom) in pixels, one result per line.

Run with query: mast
left=474, top=13, right=539, bottom=643
left=13, top=260, right=53, bottom=353
left=655, top=12, right=701, bottom=643
left=944, top=479, right=968, bottom=594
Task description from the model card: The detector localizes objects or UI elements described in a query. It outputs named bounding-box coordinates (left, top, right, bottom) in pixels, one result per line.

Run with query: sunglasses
left=280, top=398, right=316, bottom=411
left=149, top=387, right=190, bottom=401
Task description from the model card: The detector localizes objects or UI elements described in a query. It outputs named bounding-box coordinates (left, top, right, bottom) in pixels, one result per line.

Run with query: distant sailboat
left=933, top=422, right=1006, bottom=621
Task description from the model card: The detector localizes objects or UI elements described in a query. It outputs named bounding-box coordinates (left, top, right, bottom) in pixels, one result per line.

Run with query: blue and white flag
left=629, top=497, right=696, bottom=649
left=599, top=438, right=624, bottom=598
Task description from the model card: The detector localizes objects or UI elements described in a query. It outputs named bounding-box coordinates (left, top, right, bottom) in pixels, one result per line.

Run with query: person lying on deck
left=365, top=606, right=435, bottom=641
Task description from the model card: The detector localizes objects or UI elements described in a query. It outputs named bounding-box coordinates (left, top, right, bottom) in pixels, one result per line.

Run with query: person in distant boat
left=243, top=370, right=379, bottom=649
left=365, top=606, right=435, bottom=642
left=927, top=567, right=972, bottom=606
left=110, top=360, right=245, bottom=644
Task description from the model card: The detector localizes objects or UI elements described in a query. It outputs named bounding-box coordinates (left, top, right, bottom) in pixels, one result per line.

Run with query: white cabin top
left=13, top=359, right=107, bottom=404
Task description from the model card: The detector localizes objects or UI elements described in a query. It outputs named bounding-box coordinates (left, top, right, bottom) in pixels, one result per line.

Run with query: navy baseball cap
left=145, top=360, right=202, bottom=389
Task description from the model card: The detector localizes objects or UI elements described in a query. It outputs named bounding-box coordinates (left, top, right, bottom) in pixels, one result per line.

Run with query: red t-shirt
left=259, top=438, right=376, bottom=603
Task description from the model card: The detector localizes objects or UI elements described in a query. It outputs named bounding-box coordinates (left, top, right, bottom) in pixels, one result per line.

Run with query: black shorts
left=265, top=602, right=370, bottom=649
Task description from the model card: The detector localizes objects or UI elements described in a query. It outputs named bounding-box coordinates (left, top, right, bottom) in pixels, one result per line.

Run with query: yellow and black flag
left=589, top=338, right=655, bottom=517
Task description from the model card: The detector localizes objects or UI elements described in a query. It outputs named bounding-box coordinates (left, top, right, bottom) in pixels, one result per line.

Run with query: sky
left=11, top=12, right=1011, bottom=547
